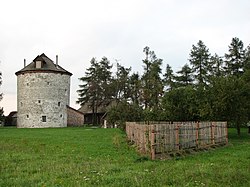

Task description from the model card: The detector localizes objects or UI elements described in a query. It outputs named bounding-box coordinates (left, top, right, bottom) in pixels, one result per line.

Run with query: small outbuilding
left=67, top=105, right=84, bottom=127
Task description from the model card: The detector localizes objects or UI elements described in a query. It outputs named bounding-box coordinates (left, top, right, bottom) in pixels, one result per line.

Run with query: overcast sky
left=0, top=0, right=250, bottom=115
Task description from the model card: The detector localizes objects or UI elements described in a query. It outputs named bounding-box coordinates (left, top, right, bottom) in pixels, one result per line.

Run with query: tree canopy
left=77, top=37, right=250, bottom=135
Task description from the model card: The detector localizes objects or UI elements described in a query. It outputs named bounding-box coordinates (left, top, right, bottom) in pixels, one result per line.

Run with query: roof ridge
left=15, top=53, right=72, bottom=76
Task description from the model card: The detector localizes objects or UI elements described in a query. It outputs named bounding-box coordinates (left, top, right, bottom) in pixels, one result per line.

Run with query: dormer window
left=36, top=61, right=42, bottom=68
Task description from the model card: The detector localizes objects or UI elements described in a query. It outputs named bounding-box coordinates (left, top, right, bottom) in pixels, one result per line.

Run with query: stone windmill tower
left=15, top=53, right=72, bottom=128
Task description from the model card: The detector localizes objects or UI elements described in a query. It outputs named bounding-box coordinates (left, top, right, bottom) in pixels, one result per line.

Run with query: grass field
left=0, top=127, right=249, bottom=187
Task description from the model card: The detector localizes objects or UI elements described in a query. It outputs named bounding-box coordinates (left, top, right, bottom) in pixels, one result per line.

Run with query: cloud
left=0, top=0, right=250, bottom=115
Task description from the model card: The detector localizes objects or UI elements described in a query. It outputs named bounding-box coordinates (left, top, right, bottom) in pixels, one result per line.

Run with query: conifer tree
left=164, top=64, right=175, bottom=90
left=210, top=53, right=224, bottom=77
left=129, top=73, right=141, bottom=106
left=175, top=63, right=194, bottom=87
left=224, top=37, right=245, bottom=77
left=77, top=57, right=112, bottom=125
left=141, top=46, right=163, bottom=110
left=0, top=70, right=3, bottom=123
left=113, top=63, right=131, bottom=102
left=189, top=40, right=211, bottom=85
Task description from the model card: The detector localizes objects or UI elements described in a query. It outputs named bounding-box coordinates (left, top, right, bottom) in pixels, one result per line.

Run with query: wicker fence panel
left=126, top=121, right=228, bottom=160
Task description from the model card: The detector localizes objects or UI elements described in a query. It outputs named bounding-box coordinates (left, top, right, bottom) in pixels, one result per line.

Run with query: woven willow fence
left=126, top=121, right=228, bottom=160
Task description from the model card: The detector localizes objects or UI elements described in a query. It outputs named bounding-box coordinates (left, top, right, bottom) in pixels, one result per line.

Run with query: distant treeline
left=77, top=37, right=250, bottom=135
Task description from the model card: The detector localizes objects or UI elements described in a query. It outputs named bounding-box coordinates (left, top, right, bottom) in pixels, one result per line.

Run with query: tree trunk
left=236, top=122, right=241, bottom=136
left=92, top=103, right=95, bottom=125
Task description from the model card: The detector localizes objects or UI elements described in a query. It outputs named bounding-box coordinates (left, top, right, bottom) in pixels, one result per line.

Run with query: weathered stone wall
left=17, top=72, right=71, bottom=128
left=67, top=106, right=84, bottom=127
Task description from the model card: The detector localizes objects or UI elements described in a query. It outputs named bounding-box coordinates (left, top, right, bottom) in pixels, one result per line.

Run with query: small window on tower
left=42, top=116, right=46, bottom=122
left=58, top=102, right=61, bottom=107
left=60, top=114, right=63, bottom=118
left=26, top=115, right=29, bottom=119
left=38, top=100, right=41, bottom=104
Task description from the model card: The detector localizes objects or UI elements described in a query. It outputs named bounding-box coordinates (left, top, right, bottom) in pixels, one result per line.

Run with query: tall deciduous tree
left=189, top=40, right=211, bottom=85
left=162, top=86, right=199, bottom=121
left=224, top=37, right=245, bottom=77
left=208, top=76, right=250, bottom=135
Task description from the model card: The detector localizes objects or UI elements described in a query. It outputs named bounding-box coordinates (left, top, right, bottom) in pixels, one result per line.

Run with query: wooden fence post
left=196, top=122, right=199, bottom=148
left=225, top=122, right=228, bottom=144
left=211, top=122, right=215, bottom=145
left=151, top=125, right=156, bottom=160
left=175, top=124, right=179, bottom=151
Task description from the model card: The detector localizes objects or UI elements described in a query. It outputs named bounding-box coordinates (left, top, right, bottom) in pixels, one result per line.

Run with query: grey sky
left=0, top=0, right=250, bottom=115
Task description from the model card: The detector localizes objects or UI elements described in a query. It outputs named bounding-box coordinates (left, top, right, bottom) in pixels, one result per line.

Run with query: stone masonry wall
left=17, top=72, right=71, bottom=128
left=67, top=106, right=84, bottom=127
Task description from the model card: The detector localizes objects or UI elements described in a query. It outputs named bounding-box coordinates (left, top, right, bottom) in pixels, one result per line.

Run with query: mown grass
left=0, top=127, right=249, bottom=187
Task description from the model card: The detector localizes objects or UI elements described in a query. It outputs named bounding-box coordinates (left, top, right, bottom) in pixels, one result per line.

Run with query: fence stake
left=225, top=122, right=228, bottom=144
left=211, top=122, right=215, bottom=145
left=151, top=125, right=155, bottom=160
left=196, top=122, right=199, bottom=148
left=175, top=124, right=179, bottom=151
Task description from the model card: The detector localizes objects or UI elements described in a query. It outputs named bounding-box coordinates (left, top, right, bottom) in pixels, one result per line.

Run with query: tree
left=77, top=57, right=113, bottom=125
left=0, top=69, right=3, bottom=124
left=113, top=63, right=131, bottom=102
left=243, top=44, right=250, bottom=71
left=210, top=53, right=224, bottom=77
left=106, top=101, right=143, bottom=129
left=224, top=37, right=245, bottom=77
left=175, top=63, right=194, bottom=87
left=189, top=40, right=211, bottom=85
left=163, top=64, right=175, bottom=90
left=98, top=57, right=113, bottom=100
left=162, top=86, right=199, bottom=121
left=141, top=46, right=164, bottom=110
left=208, top=76, right=250, bottom=135
left=128, top=73, right=141, bottom=106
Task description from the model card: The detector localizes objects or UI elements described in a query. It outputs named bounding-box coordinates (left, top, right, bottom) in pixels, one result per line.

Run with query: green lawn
left=0, top=127, right=249, bottom=187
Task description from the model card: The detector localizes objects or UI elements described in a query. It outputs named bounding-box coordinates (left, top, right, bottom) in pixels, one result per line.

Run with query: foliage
left=175, top=63, right=194, bottom=87
left=189, top=40, right=211, bottom=85
left=77, top=40, right=250, bottom=134
left=163, top=64, right=175, bottom=90
left=141, top=46, right=163, bottom=110
left=244, top=44, right=250, bottom=71
left=113, top=63, right=131, bottom=102
left=210, top=53, right=224, bottom=77
left=162, top=86, right=199, bottom=121
left=128, top=73, right=141, bottom=105
left=0, top=70, right=3, bottom=123
left=0, top=128, right=249, bottom=186
left=106, top=102, right=143, bottom=129
left=224, top=37, right=245, bottom=77
left=77, top=57, right=113, bottom=125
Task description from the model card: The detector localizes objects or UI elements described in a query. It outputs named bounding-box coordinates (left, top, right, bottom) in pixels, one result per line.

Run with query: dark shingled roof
left=15, top=53, right=72, bottom=76
left=78, top=100, right=116, bottom=114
